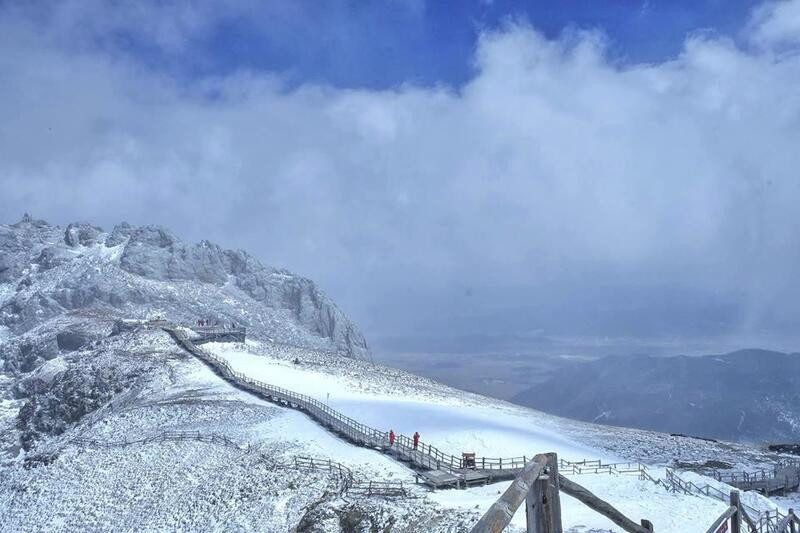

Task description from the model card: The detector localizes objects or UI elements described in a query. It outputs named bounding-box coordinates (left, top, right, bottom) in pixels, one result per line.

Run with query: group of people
left=387, top=430, right=421, bottom=450
left=195, top=319, right=239, bottom=330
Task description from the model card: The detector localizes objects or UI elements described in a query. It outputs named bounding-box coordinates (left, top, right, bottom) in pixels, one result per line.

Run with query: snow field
left=205, top=341, right=794, bottom=533
left=208, top=344, right=613, bottom=463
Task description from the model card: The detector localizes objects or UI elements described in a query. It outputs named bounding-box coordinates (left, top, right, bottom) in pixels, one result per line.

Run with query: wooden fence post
left=525, top=453, right=563, bottom=533
left=730, top=491, right=741, bottom=533
left=547, top=453, right=563, bottom=533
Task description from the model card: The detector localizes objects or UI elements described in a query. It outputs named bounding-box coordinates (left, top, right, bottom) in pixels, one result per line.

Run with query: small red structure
left=413, top=431, right=420, bottom=450
left=462, top=452, right=476, bottom=469
left=388, top=430, right=395, bottom=446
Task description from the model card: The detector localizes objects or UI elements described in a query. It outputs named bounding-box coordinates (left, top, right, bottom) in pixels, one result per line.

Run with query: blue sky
left=63, top=1, right=759, bottom=89
left=3, top=0, right=800, bottom=348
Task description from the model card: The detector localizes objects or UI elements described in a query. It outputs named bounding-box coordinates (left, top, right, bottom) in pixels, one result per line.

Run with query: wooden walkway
left=161, top=325, right=528, bottom=487
left=711, top=463, right=800, bottom=496
left=190, top=326, right=246, bottom=344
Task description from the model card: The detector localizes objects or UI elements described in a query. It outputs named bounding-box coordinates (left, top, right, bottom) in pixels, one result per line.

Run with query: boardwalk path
left=161, top=325, right=797, bottom=504
left=712, top=464, right=800, bottom=496
left=162, top=325, right=532, bottom=485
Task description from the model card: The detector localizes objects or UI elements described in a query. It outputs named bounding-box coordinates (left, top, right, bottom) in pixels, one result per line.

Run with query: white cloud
left=748, top=0, right=800, bottom=49
left=2, top=2, right=800, bottom=337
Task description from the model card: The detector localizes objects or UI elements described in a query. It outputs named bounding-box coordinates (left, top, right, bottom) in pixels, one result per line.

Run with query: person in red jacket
left=388, top=429, right=395, bottom=447
left=413, top=431, right=420, bottom=450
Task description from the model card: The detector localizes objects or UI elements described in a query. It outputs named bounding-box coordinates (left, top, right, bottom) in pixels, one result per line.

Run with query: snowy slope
left=203, top=340, right=788, bottom=532
left=0, top=321, right=791, bottom=532
left=0, top=328, right=475, bottom=532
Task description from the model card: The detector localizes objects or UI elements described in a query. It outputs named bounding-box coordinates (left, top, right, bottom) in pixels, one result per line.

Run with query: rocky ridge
left=0, top=215, right=369, bottom=367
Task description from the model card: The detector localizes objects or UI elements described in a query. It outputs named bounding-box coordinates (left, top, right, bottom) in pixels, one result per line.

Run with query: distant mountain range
left=512, top=349, right=800, bottom=443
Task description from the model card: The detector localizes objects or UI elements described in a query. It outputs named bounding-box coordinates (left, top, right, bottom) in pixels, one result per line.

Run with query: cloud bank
left=2, top=1, right=800, bottom=343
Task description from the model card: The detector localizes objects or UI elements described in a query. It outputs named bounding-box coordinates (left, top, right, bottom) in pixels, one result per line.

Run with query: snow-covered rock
left=0, top=215, right=369, bottom=359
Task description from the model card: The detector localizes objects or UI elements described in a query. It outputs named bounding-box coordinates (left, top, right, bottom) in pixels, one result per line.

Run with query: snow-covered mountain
left=0, top=214, right=369, bottom=366
left=0, top=214, right=797, bottom=532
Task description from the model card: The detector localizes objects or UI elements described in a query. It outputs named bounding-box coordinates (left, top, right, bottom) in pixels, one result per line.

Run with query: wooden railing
left=711, top=462, right=800, bottom=495
left=70, top=428, right=406, bottom=498
left=70, top=430, right=246, bottom=451
left=772, top=510, right=800, bottom=533
left=470, top=453, right=653, bottom=533
left=637, top=468, right=790, bottom=533
left=703, top=490, right=766, bottom=533
left=162, top=326, right=535, bottom=475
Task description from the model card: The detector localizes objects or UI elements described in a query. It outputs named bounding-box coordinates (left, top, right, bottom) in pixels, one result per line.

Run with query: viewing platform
left=189, top=325, right=247, bottom=344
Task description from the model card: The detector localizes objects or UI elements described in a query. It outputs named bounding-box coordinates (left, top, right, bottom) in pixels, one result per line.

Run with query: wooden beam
left=736, top=502, right=758, bottom=533
left=471, top=455, right=548, bottom=533
left=704, top=506, right=737, bottom=533
left=526, top=456, right=563, bottom=533
left=546, top=453, right=563, bottom=532
left=775, top=512, right=794, bottom=533
left=558, top=475, right=651, bottom=533
left=730, top=492, right=741, bottom=533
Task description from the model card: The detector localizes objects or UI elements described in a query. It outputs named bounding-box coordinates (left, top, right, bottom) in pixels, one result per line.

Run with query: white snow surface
left=209, top=341, right=612, bottom=464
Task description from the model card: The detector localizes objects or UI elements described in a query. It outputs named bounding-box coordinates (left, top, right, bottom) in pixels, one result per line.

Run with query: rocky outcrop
left=64, top=222, right=103, bottom=247
left=106, top=222, right=133, bottom=247
left=34, top=246, right=74, bottom=270
left=15, top=362, right=139, bottom=450
left=0, top=215, right=370, bottom=360
left=55, top=330, right=91, bottom=352
left=0, top=216, right=61, bottom=283
left=2, top=337, right=59, bottom=375
left=119, top=226, right=229, bottom=285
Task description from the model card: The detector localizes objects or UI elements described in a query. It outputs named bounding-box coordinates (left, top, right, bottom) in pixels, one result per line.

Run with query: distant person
left=388, top=430, right=395, bottom=447
left=413, top=431, right=420, bottom=450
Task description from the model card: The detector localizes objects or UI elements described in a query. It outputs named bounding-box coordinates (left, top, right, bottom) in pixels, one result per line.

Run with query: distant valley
left=378, top=342, right=800, bottom=443
left=513, top=349, right=800, bottom=443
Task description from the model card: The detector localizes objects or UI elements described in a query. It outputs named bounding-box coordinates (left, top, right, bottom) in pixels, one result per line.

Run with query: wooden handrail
left=558, top=475, right=651, bottom=533
left=775, top=511, right=800, bottom=532
left=470, top=455, right=548, bottom=533
left=704, top=506, right=737, bottom=533
left=737, top=503, right=758, bottom=533
left=164, top=325, right=547, bottom=474
left=470, top=454, right=651, bottom=533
